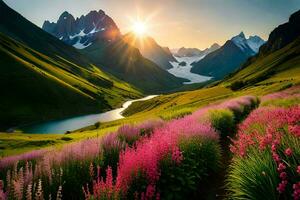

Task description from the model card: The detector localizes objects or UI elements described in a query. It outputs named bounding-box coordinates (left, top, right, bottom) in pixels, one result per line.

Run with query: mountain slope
left=0, top=33, right=141, bottom=130
left=223, top=10, right=300, bottom=90
left=191, top=32, right=264, bottom=79
left=123, top=33, right=177, bottom=70
left=0, top=1, right=141, bottom=130
left=224, top=36, right=300, bottom=90
left=81, top=38, right=186, bottom=93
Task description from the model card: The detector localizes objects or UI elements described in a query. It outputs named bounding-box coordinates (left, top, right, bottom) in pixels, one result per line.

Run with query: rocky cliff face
left=259, top=9, right=300, bottom=55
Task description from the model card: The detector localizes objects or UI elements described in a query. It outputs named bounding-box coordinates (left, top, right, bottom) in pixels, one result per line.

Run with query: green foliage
left=229, top=80, right=246, bottom=91
left=159, top=108, right=192, bottom=121
left=208, top=109, right=235, bottom=137
left=227, top=148, right=279, bottom=200
left=94, top=122, right=101, bottom=129
left=227, top=129, right=300, bottom=200
left=60, top=136, right=73, bottom=141
left=279, top=83, right=294, bottom=91
left=158, top=137, right=221, bottom=200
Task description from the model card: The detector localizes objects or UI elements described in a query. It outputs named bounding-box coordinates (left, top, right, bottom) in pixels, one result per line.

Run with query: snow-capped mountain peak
left=42, top=10, right=120, bottom=49
left=231, top=32, right=249, bottom=51
left=231, top=32, right=265, bottom=53
left=247, top=35, right=265, bottom=53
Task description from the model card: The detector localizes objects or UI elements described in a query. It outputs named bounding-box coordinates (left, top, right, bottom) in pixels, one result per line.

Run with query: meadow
left=0, top=72, right=299, bottom=200
left=0, top=84, right=291, bottom=199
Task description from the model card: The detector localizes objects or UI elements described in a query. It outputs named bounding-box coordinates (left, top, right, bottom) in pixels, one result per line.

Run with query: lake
left=19, top=95, right=157, bottom=134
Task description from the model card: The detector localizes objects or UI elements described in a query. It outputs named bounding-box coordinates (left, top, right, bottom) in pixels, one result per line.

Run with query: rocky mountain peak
left=231, top=32, right=265, bottom=53
left=42, top=10, right=120, bottom=49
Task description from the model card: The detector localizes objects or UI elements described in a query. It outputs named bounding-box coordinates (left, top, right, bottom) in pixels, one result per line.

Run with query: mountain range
left=174, top=43, right=220, bottom=58
left=42, top=10, right=120, bottom=49
left=43, top=11, right=185, bottom=91
left=191, top=32, right=265, bottom=79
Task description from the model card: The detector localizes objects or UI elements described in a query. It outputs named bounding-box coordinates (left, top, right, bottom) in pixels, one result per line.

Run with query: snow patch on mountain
left=73, top=40, right=92, bottom=49
left=247, top=36, right=266, bottom=52
left=42, top=10, right=120, bottom=50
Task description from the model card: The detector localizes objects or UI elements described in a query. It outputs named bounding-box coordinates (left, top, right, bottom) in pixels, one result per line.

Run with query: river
left=19, top=95, right=158, bottom=134
left=168, top=56, right=212, bottom=84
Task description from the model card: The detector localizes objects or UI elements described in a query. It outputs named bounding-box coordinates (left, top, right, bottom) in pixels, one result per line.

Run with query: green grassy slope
left=223, top=37, right=300, bottom=90
left=0, top=34, right=141, bottom=130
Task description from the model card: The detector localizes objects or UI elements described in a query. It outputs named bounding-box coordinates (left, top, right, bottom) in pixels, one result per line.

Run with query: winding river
left=20, top=95, right=157, bottom=134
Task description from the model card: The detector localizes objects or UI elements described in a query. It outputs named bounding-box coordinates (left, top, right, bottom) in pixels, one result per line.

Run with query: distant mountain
left=231, top=32, right=265, bottom=53
left=0, top=1, right=141, bottom=130
left=123, top=33, right=177, bottom=70
left=223, top=9, right=300, bottom=90
left=247, top=36, right=265, bottom=53
left=191, top=32, right=264, bottom=79
left=42, top=10, right=120, bottom=49
left=43, top=11, right=185, bottom=93
left=175, top=43, right=220, bottom=58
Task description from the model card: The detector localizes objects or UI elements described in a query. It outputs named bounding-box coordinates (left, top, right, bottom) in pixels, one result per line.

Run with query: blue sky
left=3, top=0, right=300, bottom=49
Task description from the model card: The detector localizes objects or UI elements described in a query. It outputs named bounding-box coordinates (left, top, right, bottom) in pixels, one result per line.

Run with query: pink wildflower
left=171, top=147, right=183, bottom=164
left=280, top=172, right=287, bottom=180
left=285, top=148, right=293, bottom=157
left=277, top=180, right=288, bottom=193
left=278, top=163, right=286, bottom=172
left=293, top=182, right=300, bottom=200
left=145, top=184, right=156, bottom=199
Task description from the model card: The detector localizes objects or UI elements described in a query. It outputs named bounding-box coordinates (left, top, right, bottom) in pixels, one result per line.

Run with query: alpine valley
left=0, top=1, right=299, bottom=200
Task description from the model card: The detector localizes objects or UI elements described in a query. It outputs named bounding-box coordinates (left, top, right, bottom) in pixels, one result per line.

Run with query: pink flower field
left=1, top=88, right=299, bottom=199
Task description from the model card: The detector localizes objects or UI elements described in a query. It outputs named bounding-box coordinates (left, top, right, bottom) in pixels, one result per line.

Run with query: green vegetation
left=0, top=34, right=141, bottom=130
left=159, top=108, right=192, bottom=121
left=158, top=138, right=221, bottom=200
left=208, top=109, right=235, bottom=137
left=224, top=37, right=300, bottom=90
left=228, top=148, right=279, bottom=199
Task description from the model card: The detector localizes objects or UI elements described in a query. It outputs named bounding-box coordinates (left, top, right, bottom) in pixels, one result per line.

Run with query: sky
left=3, top=0, right=300, bottom=49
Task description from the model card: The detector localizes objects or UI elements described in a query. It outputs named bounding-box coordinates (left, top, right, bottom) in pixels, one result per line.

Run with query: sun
left=132, top=21, right=147, bottom=36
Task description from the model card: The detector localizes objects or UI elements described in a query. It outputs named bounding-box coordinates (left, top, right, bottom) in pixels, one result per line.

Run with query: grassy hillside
left=0, top=34, right=141, bottom=130
left=223, top=37, right=300, bottom=90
